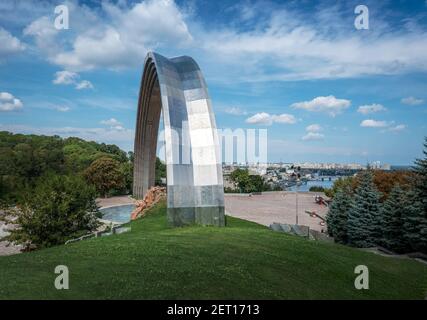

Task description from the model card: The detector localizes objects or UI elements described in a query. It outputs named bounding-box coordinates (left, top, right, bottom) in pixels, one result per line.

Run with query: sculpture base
left=167, top=206, right=225, bottom=227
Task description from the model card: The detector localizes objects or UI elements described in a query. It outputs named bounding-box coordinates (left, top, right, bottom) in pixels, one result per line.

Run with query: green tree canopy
left=326, top=186, right=353, bottom=244
left=0, top=175, right=100, bottom=249
left=347, top=171, right=382, bottom=248
left=380, top=185, right=410, bottom=253
left=84, top=156, right=125, bottom=198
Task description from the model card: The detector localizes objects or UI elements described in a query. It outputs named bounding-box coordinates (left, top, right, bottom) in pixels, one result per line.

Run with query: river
left=285, top=177, right=341, bottom=192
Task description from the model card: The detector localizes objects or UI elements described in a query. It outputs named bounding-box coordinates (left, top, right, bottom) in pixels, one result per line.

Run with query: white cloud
left=75, top=80, right=94, bottom=90
left=401, top=96, right=424, bottom=106
left=302, top=124, right=324, bottom=141
left=25, top=0, right=192, bottom=71
left=201, top=3, right=427, bottom=82
left=101, top=118, right=122, bottom=127
left=0, top=92, right=23, bottom=111
left=54, top=106, right=70, bottom=112
left=387, top=124, right=406, bottom=132
left=11, top=0, right=427, bottom=81
left=272, top=114, right=297, bottom=124
left=357, top=104, right=386, bottom=115
left=245, top=112, right=272, bottom=125
left=361, top=119, right=406, bottom=133
left=53, top=71, right=78, bottom=85
left=291, top=95, right=350, bottom=117
left=306, top=124, right=322, bottom=132
left=302, top=132, right=324, bottom=141
left=245, top=112, right=296, bottom=125
left=224, top=107, right=247, bottom=115
left=53, top=71, right=93, bottom=90
left=0, top=27, right=25, bottom=59
left=360, top=119, right=390, bottom=128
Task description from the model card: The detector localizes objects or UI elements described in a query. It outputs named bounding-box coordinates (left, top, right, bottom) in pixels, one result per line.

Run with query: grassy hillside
left=0, top=201, right=426, bottom=299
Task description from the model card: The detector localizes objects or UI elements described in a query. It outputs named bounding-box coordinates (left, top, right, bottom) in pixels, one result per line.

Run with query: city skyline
left=1, top=0, right=427, bottom=165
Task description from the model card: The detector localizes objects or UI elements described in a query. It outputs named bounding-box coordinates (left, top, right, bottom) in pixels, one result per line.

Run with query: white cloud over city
left=302, top=124, right=324, bottom=141
left=245, top=112, right=296, bottom=125
left=360, top=119, right=406, bottom=133
left=291, top=96, right=351, bottom=117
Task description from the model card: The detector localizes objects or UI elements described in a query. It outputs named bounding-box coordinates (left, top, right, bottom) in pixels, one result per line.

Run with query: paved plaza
left=224, top=192, right=329, bottom=232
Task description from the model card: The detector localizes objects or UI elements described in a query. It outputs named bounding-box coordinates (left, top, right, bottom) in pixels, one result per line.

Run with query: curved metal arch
left=133, top=52, right=225, bottom=226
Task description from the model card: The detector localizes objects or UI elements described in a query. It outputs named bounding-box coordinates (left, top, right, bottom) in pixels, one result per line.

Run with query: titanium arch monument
left=133, top=52, right=225, bottom=227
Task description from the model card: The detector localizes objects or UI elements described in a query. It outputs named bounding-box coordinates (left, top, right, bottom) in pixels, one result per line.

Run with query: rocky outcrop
left=130, top=186, right=166, bottom=220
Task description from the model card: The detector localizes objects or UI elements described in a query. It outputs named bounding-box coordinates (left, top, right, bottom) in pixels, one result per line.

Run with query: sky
left=0, top=0, right=427, bottom=165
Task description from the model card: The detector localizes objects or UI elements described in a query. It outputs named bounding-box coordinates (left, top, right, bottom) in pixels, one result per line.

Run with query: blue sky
left=0, top=0, right=426, bottom=165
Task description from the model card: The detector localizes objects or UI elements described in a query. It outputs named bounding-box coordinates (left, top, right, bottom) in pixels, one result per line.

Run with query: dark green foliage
left=309, top=186, right=325, bottom=192
left=0, top=131, right=138, bottom=202
left=120, top=161, right=133, bottom=194
left=404, top=137, right=427, bottom=253
left=347, top=171, right=382, bottom=248
left=379, top=185, right=409, bottom=253
left=326, top=187, right=352, bottom=244
left=229, top=168, right=273, bottom=193
left=0, top=175, right=100, bottom=249
left=155, top=157, right=166, bottom=186
left=324, top=176, right=355, bottom=198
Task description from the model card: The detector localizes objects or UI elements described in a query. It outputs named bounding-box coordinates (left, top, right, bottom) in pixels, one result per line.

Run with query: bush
left=0, top=175, right=100, bottom=250
left=309, top=186, right=325, bottom=192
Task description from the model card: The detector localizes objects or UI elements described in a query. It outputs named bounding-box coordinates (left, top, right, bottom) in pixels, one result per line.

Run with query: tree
left=403, top=137, right=427, bottom=253
left=372, top=170, right=413, bottom=201
left=324, top=176, right=356, bottom=198
left=347, top=171, right=382, bottom=248
left=155, top=157, right=166, bottom=186
left=0, top=175, right=100, bottom=249
left=84, top=156, right=125, bottom=197
left=326, top=186, right=353, bottom=244
left=379, top=185, right=409, bottom=253
left=120, top=161, right=133, bottom=194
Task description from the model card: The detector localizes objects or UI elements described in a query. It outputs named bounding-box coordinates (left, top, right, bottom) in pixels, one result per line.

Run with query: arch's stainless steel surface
left=133, top=52, right=225, bottom=226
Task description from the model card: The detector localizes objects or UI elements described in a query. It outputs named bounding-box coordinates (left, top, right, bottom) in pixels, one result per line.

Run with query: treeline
left=326, top=138, right=427, bottom=254
left=225, top=168, right=281, bottom=193
left=0, top=131, right=166, bottom=249
left=0, top=131, right=133, bottom=202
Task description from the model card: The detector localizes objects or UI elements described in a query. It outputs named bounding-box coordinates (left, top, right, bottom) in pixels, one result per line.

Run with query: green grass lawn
left=0, top=201, right=426, bottom=299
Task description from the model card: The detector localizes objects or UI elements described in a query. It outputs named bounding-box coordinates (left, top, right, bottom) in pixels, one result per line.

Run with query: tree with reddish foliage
left=84, top=156, right=125, bottom=198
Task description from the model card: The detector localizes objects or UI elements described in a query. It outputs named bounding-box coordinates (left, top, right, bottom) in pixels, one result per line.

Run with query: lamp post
left=295, top=179, right=300, bottom=225
left=295, top=166, right=301, bottom=225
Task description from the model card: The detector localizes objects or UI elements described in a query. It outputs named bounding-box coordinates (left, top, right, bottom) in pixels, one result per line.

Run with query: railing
left=65, top=221, right=129, bottom=245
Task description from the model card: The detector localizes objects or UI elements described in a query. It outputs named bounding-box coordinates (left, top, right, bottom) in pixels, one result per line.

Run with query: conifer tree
left=326, top=186, right=352, bottom=244
left=379, top=185, right=409, bottom=253
left=347, top=170, right=382, bottom=248
left=404, top=137, right=427, bottom=253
